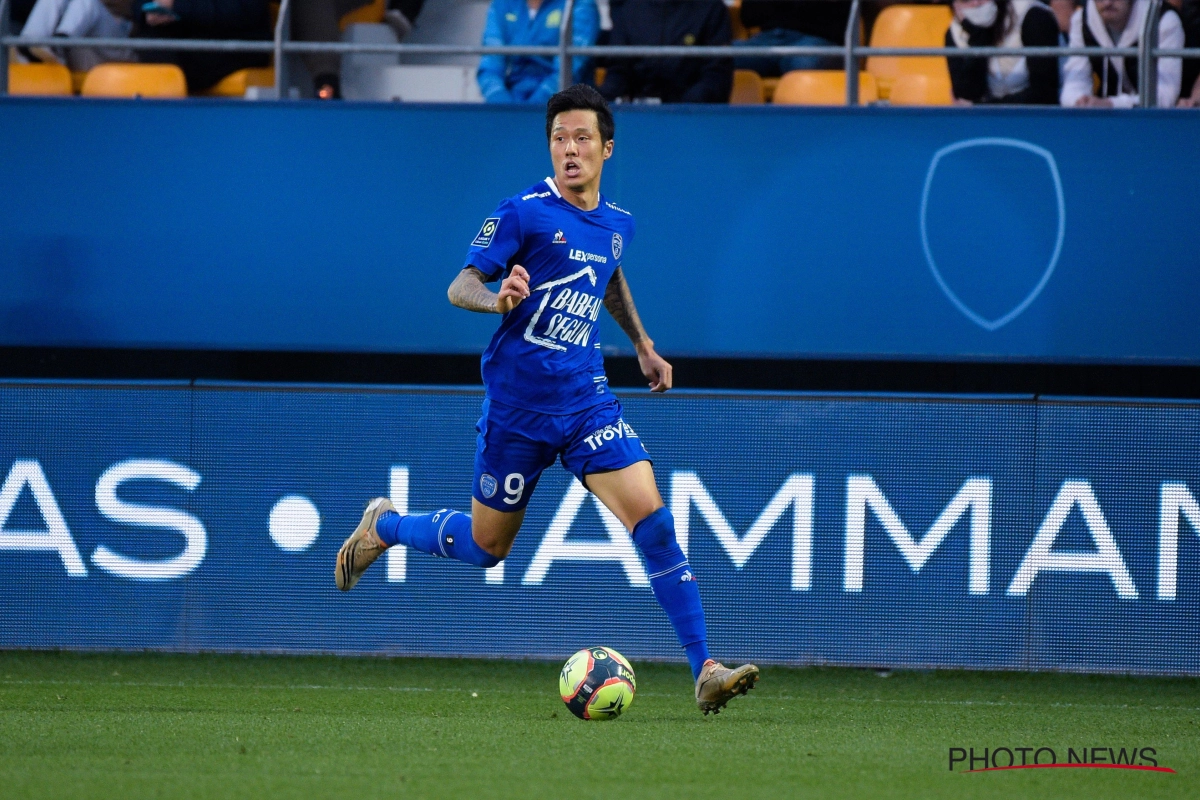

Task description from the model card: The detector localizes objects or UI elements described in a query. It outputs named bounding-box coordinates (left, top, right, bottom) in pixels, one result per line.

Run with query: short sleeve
left=463, top=198, right=522, bottom=281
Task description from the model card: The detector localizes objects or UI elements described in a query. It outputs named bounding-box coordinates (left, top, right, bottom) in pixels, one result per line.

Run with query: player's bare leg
left=469, top=500, right=524, bottom=559
left=584, top=460, right=663, bottom=529
left=587, top=462, right=760, bottom=714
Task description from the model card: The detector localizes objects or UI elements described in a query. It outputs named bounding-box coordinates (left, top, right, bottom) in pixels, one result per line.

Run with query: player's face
left=550, top=110, right=613, bottom=192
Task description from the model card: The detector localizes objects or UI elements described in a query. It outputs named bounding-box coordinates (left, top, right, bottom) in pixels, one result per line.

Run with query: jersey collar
left=544, top=176, right=606, bottom=216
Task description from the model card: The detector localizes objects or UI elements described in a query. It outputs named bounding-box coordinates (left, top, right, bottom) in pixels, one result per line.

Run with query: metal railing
left=2, top=0, right=1198, bottom=108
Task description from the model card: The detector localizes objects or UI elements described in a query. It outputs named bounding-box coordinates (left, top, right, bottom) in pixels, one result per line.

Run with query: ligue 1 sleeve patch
left=612, top=233, right=623, bottom=260
left=472, top=217, right=501, bottom=248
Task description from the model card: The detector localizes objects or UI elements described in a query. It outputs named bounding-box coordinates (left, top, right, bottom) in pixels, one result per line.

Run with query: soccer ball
left=559, top=646, right=636, bottom=721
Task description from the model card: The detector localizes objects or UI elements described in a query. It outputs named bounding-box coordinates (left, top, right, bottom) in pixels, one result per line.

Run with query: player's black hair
left=545, top=84, right=615, bottom=144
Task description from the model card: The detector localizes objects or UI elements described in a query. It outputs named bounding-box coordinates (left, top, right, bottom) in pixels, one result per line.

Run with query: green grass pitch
left=1, top=651, right=1197, bottom=799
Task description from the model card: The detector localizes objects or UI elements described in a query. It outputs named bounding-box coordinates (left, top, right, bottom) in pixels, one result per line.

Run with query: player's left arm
left=604, top=267, right=672, bottom=393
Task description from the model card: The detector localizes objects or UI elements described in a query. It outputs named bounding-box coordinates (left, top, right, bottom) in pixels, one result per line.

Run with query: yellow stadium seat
left=866, top=4, right=952, bottom=100
left=594, top=66, right=606, bottom=87
left=8, top=62, right=73, bottom=96
left=202, top=67, right=275, bottom=97
left=81, top=63, right=187, bottom=98
left=888, top=71, right=953, bottom=105
left=340, top=0, right=385, bottom=30
left=773, top=70, right=878, bottom=106
left=730, top=69, right=765, bottom=104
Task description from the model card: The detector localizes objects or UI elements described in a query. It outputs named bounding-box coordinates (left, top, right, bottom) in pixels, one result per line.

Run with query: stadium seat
left=594, top=66, right=606, bottom=87
left=340, top=0, right=385, bottom=30
left=865, top=4, right=952, bottom=100
left=202, top=67, right=275, bottom=97
left=773, top=70, right=878, bottom=105
left=7, top=62, right=73, bottom=96
left=888, top=71, right=953, bottom=106
left=80, top=63, right=187, bottom=98
left=730, top=69, right=765, bottom=104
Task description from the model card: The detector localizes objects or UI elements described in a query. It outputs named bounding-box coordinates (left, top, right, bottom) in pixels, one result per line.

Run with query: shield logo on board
left=919, top=138, right=1064, bottom=331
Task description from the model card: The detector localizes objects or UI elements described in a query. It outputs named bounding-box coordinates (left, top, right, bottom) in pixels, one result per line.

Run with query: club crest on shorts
left=472, top=217, right=500, bottom=248
left=479, top=474, right=498, bottom=498
left=611, top=232, right=623, bottom=260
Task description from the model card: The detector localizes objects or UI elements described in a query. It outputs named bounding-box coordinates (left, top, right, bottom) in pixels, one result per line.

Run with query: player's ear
left=603, top=139, right=614, bottom=160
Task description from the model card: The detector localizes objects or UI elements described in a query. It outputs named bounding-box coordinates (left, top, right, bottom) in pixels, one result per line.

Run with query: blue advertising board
left=1, top=100, right=1198, bottom=363
left=2, top=380, right=1198, bottom=673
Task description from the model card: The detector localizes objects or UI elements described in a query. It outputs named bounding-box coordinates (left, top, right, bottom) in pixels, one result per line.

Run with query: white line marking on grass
left=4, top=680, right=1198, bottom=712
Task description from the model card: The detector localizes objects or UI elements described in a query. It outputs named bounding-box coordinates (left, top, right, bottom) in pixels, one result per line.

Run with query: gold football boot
left=335, top=497, right=394, bottom=591
left=695, top=660, right=759, bottom=715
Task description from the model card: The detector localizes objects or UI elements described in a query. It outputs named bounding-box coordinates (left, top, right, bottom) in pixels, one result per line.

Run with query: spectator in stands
left=18, top=0, right=134, bottom=71
left=294, top=0, right=425, bottom=100
left=133, top=0, right=271, bottom=93
left=946, top=0, right=1061, bottom=104
left=477, top=0, right=599, bottom=103
left=733, top=1, right=850, bottom=76
left=599, top=0, right=733, bottom=103
left=1169, top=0, right=1200, bottom=105
left=1061, top=0, right=1184, bottom=107
left=1049, top=0, right=1077, bottom=34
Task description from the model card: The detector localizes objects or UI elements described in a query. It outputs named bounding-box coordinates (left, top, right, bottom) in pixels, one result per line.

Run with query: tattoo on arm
left=603, top=267, right=649, bottom=347
left=448, top=267, right=500, bottom=314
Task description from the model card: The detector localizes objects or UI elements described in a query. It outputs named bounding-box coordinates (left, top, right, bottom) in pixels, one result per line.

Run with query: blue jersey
left=463, top=178, right=636, bottom=414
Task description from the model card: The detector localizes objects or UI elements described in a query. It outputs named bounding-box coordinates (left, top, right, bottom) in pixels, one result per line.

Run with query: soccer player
left=335, top=84, right=758, bottom=715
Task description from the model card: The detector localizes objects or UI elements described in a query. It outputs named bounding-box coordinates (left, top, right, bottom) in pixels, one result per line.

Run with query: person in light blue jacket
left=478, top=0, right=599, bottom=104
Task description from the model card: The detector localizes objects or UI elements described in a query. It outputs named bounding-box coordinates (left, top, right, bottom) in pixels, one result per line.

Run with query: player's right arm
left=453, top=199, right=527, bottom=312
left=447, top=265, right=530, bottom=314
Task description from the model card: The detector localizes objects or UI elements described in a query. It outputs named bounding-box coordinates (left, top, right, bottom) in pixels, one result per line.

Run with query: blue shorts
left=472, top=397, right=650, bottom=512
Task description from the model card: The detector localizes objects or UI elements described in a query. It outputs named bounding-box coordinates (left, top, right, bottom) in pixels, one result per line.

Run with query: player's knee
left=631, top=507, right=679, bottom=556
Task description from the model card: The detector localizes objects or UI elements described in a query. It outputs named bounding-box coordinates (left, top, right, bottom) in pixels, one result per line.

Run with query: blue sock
left=376, top=509, right=500, bottom=568
left=631, top=507, right=710, bottom=680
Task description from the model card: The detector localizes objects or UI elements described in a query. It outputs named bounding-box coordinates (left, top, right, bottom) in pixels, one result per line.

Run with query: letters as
left=92, top=459, right=206, bottom=581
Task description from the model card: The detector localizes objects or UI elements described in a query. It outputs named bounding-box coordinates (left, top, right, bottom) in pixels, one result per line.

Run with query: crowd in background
left=6, top=0, right=1200, bottom=106
left=12, top=0, right=271, bottom=91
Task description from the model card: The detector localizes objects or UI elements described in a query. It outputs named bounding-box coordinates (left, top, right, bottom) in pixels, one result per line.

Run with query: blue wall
left=1, top=99, right=1198, bottom=363
left=2, top=380, right=1199, bottom=673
